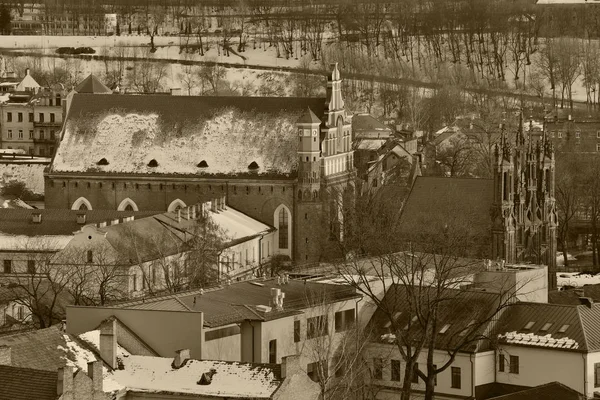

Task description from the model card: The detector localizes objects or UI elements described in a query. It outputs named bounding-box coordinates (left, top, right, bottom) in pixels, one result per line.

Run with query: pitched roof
left=112, top=278, right=359, bottom=328
left=496, top=302, right=588, bottom=351
left=352, top=113, right=393, bottom=137
left=0, top=365, right=57, bottom=400
left=488, top=381, right=585, bottom=400
left=15, top=73, right=40, bottom=92
left=398, top=176, right=494, bottom=257
left=368, top=284, right=501, bottom=353
left=107, top=356, right=282, bottom=398
left=297, top=107, right=321, bottom=124
left=51, top=93, right=326, bottom=177
left=0, top=209, right=160, bottom=237
left=74, top=74, right=112, bottom=94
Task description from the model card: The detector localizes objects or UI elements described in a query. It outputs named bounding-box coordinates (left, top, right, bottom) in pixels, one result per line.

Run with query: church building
left=400, top=116, right=558, bottom=290
left=44, top=65, right=355, bottom=264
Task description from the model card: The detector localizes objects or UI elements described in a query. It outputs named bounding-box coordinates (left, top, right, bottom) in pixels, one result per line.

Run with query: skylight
left=403, top=316, right=418, bottom=330
left=439, top=324, right=451, bottom=334
left=558, top=324, right=570, bottom=333
left=540, top=322, right=553, bottom=331
left=384, top=321, right=392, bottom=329
left=393, top=311, right=402, bottom=320
left=523, top=321, right=535, bottom=330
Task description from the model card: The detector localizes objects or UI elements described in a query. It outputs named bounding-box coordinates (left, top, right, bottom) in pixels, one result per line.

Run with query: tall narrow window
left=595, top=363, right=600, bottom=387
left=294, top=320, right=301, bottom=342
left=86, top=250, right=93, bottom=263
left=18, top=112, right=22, bottom=122
left=27, top=260, right=35, bottom=274
left=50, top=113, right=55, bottom=122
left=499, top=354, right=505, bottom=372
left=451, top=367, right=461, bottom=389
left=39, top=113, right=44, bottom=123
left=3, top=260, right=12, bottom=273
left=278, top=207, right=288, bottom=249
left=391, top=360, right=401, bottom=381
left=509, top=356, right=519, bottom=374
left=269, top=339, right=277, bottom=364
left=373, top=358, right=383, bottom=380
left=6, top=112, right=11, bottom=122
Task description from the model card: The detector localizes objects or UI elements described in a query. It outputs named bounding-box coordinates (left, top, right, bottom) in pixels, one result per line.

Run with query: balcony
left=33, top=138, right=56, bottom=144
left=33, top=121, right=61, bottom=128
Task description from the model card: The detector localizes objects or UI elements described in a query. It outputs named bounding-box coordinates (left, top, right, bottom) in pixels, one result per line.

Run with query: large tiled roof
left=495, top=301, right=600, bottom=352
left=398, top=176, right=494, bottom=257
left=488, top=381, right=584, bottom=400
left=51, top=93, right=326, bottom=177
left=0, top=209, right=160, bottom=237
left=0, top=365, right=57, bottom=400
left=368, top=284, right=501, bottom=353
left=112, top=278, right=359, bottom=327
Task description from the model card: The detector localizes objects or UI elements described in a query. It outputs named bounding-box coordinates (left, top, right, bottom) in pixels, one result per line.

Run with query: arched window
left=167, top=199, right=187, bottom=212
left=278, top=208, right=288, bottom=249
left=71, top=197, right=92, bottom=211
left=117, top=198, right=139, bottom=212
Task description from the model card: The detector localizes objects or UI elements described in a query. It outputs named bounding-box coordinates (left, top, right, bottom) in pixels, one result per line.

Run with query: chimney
left=87, top=361, right=103, bottom=393
left=281, top=355, right=301, bottom=379
left=197, top=368, right=217, bottom=385
left=31, top=212, right=42, bottom=224
left=0, top=345, right=11, bottom=365
left=76, top=212, right=86, bottom=225
left=173, top=349, right=190, bottom=369
left=57, top=366, right=74, bottom=397
left=25, top=68, right=30, bottom=76
left=99, top=318, right=117, bottom=369
left=580, top=297, right=594, bottom=308
left=170, top=87, right=182, bottom=96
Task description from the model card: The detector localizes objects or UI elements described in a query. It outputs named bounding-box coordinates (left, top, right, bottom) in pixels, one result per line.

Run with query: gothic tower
left=493, top=114, right=557, bottom=290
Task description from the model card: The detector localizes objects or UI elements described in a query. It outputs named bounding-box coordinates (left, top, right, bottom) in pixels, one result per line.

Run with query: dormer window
left=248, top=161, right=259, bottom=170
left=523, top=321, right=535, bottom=330
left=148, top=159, right=158, bottom=167
left=97, top=158, right=109, bottom=165
left=558, top=324, right=570, bottom=333
left=540, top=322, right=553, bottom=331
left=197, top=160, right=208, bottom=168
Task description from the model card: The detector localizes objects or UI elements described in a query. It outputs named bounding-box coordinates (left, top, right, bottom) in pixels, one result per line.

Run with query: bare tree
left=196, top=60, right=227, bottom=95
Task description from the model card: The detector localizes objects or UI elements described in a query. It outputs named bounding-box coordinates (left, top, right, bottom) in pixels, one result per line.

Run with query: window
left=39, top=113, right=44, bottom=122
left=523, top=321, right=535, bottom=330
left=7, top=129, right=12, bottom=139
left=335, top=309, right=355, bottom=332
left=558, top=132, right=562, bottom=138
left=391, top=360, right=401, bottom=381
left=451, top=367, right=461, bottom=389
left=439, top=324, right=451, bottom=334
left=278, top=207, right=289, bottom=249
left=39, top=130, right=44, bottom=139
left=28, top=112, right=33, bottom=122
left=294, top=320, right=301, bottom=343
left=50, top=113, right=55, bottom=122
left=3, top=260, right=12, bottom=273
left=433, top=364, right=437, bottom=385
left=50, top=130, right=55, bottom=140
left=597, top=143, right=600, bottom=152
left=28, top=130, right=33, bottom=139
left=373, top=358, right=383, bottom=380
left=509, top=355, right=519, bottom=374
left=86, top=250, right=93, bottom=263
left=18, top=112, right=22, bottom=122
left=18, top=130, right=23, bottom=139
left=499, top=354, right=505, bottom=372
left=132, top=273, right=137, bottom=291
left=27, top=260, right=35, bottom=274
left=269, top=339, right=277, bottom=364
left=17, top=306, right=24, bottom=320
left=576, top=131, right=581, bottom=138
left=595, top=363, right=600, bottom=387
left=6, top=112, right=11, bottom=122
left=558, top=324, right=570, bottom=333
left=307, top=315, right=328, bottom=339
left=540, top=322, right=553, bottom=331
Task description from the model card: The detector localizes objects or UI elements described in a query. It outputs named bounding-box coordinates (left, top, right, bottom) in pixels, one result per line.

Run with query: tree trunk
left=401, top=360, right=415, bottom=400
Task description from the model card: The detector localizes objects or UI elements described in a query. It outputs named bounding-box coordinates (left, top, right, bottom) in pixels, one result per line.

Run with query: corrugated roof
left=488, top=381, right=584, bottom=400
left=368, top=284, right=501, bottom=353
left=113, top=278, right=359, bottom=327
left=0, top=209, right=160, bottom=236
left=52, top=93, right=326, bottom=177
left=0, top=365, right=57, bottom=400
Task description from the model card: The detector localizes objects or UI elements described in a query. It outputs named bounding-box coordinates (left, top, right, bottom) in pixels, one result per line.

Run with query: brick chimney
left=173, top=349, right=190, bottom=369
left=99, top=318, right=117, bottom=369
left=0, top=345, right=11, bottom=365
left=57, top=366, right=74, bottom=397
left=87, top=361, right=103, bottom=393
left=281, top=355, right=301, bottom=379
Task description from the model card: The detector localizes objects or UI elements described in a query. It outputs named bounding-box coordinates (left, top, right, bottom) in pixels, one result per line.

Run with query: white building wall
left=496, top=344, right=584, bottom=393
left=585, top=352, right=600, bottom=397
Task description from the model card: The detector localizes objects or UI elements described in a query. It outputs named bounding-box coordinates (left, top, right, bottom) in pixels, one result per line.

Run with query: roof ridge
left=174, top=297, right=193, bottom=311
left=575, top=305, right=590, bottom=352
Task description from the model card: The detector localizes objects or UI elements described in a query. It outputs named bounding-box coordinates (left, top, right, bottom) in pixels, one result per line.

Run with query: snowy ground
left=0, top=162, right=46, bottom=195
left=557, top=272, right=600, bottom=288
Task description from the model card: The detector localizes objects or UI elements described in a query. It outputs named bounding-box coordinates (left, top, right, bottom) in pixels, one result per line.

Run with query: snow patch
left=499, top=331, right=579, bottom=350
left=0, top=163, right=46, bottom=194
left=557, top=272, right=600, bottom=288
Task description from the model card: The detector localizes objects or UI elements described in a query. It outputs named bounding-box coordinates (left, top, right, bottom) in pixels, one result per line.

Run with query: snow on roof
left=356, top=139, right=386, bottom=150
left=0, top=234, right=72, bottom=251
left=558, top=272, right=600, bottom=288
left=51, top=94, right=325, bottom=177
left=108, top=355, right=281, bottom=398
left=499, top=331, right=579, bottom=350
left=209, top=206, right=273, bottom=242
